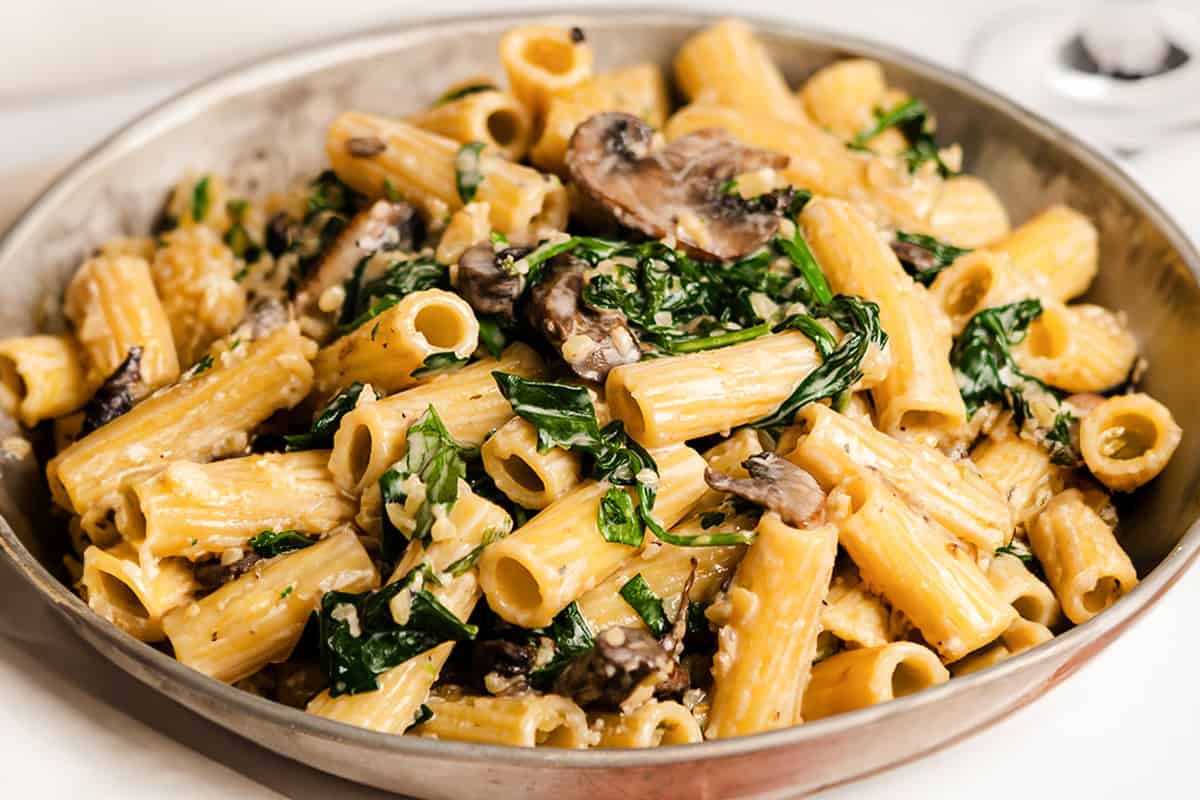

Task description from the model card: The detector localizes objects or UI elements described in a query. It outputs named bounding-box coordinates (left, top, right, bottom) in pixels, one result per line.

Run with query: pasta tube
left=928, top=250, right=1039, bottom=336
left=410, top=88, right=533, bottom=161
left=328, top=342, right=547, bottom=494
left=126, top=450, right=356, bottom=559
left=1015, top=301, right=1138, bottom=393
left=592, top=701, right=703, bottom=747
left=327, top=112, right=568, bottom=234
left=480, top=416, right=583, bottom=509
left=64, top=254, right=179, bottom=393
left=950, top=618, right=1054, bottom=676
left=800, top=197, right=965, bottom=436
left=799, top=59, right=889, bottom=142
left=785, top=404, right=1013, bottom=552
left=313, top=289, right=479, bottom=395
left=499, top=24, right=594, bottom=118
left=1030, top=489, right=1139, bottom=624
left=827, top=472, right=1017, bottom=661
left=801, top=642, right=949, bottom=721
left=991, top=205, right=1098, bottom=301
left=81, top=543, right=196, bottom=642
left=924, top=175, right=1012, bottom=248
left=706, top=513, right=837, bottom=737
left=0, top=334, right=91, bottom=426
left=987, top=553, right=1061, bottom=628
left=163, top=530, right=378, bottom=683
left=820, top=562, right=892, bottom=649
left=478, top=445, right=709, bottom=628
left=47, top=323, right=315, bottom=535
left=969, top=430, right=1058, bottom=526
left=414, top=694, right=593, bottom=748
left=1079, top=393, right=1181, bottom=492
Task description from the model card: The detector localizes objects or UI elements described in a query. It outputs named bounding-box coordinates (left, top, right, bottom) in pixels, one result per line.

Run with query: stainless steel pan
left=2, top=10, right=1197, bottom=799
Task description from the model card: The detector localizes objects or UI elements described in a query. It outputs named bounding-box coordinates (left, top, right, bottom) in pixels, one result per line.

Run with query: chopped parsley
left=454, top=141, right=486, bottom=203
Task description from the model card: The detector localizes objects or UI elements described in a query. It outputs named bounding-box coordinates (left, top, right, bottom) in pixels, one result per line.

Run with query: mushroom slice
left=456, top=243, right=527, bottom=320
left=527, top=254, right=640, bottom=382
left=80, top=346, right=143, bottom=435
left=704, top=452, right=825, bottom=527
left=553, top=625, right=685, bottom=710
left=295, top=199, right=420, bottom=315
left=566, top=111, right=790, bottom=261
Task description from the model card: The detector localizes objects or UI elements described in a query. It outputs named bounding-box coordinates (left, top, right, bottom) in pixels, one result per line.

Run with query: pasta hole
left=486, top=109, right=522, bottom=147
left=494, top=556, right=543, bottom=611
left=897, top=410, right=950, bottom=432
left=414, top=303, right=468, bottom=349
left=1098, top=414, right=1157, bottom=460
left=1026, top=312, right=1067, bottom=359
left=0, top=354, right=26, bottom=413
left=523, top=38, right=576, bottom=75
left=347, top=424, right=374, bottom=488
left=840, top=476, right=872, bottom=515
left=536, top=718, right=578, bottom=747
left=607, top=384, right=647, bottom=441
left=944, top=269, right=992, bottom=318
left=1082, top=576, right=1120, bottom=613
left=656, top=720, right=693, bottom=746
left=98, top=573, right=150, bottom=619
left=1012, top=594, right=1042, bottom=622
left=502, top=455, right=545, bottom=494
left=890, top=659, right=933, bottom=698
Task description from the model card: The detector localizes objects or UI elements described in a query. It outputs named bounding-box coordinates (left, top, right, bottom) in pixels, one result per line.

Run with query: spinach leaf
left=444, top=526, right=508, bottom=578
left=774, top=222, right=833, bottom=306
left=191, top=176, right=212, bottom=222
left=413, top=703, right=434, bottom=725
left=891, top=231, right=971, bottom=285
left=618, top=573, right=668, bottom=637
left=455, top=141, right=486, bottom=203
left=951, top=299, right=1045, bottom=423
left=528, top=602, right=594, bottom=690
left=477, top=314, right=510, bottom=360
left=319, top=565, right=477, bottom=696
left=995, top=538, right=1035, bottom=565
left=436, top=83, right=497, bottom=106
left=699, top=511, right=726, bottom=529
left=1045, top=409, right=1083, bottom=467
left=378, top=406, right=469, bottom=565
left=248, top=530, right=317, bottom=558
left=279, top=170, right=361, bottom=283
left=598, top=488, right=641, bottom=546
left=852, top=98, right=958, bottom=178
left=491, top=374, right=602, bottom=451
left=284, top=381, right=365, bottom=451
left=411, top=352, right=469, bottom=378
left=336, top=256, right=448, bottom=334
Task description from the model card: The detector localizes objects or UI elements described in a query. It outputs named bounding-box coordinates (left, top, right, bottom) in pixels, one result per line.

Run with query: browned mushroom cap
left=294, top=199, right=419, bottom=315
left=553, top=625, right=686, bottom=709
left=704, top=452, right=825, bottom=527
left=80, top=346, right=142, bottom=435
left=526, top=254, right=641, bottom=382
left=456, top=243, right=527, bottom=321
left=566, top=112, right=791, bottom=261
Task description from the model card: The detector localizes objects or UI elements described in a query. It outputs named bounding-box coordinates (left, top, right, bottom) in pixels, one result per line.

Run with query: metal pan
left=1, top=10, right=1197, bottom=799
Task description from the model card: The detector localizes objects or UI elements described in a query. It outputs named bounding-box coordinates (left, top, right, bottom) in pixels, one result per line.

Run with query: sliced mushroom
left=194, top=552, right=262, bottom=592
left=553, top=625, right=684, bottom=709
left=566, top=112, right=790, bottom=261
left=456, top=243, right=527, bottom=320
left=527, top=254, right=641, bottom=382
left=80, top=346, right=142, bottom=435
left=294, top=199, right=420, bottom=315
left=471, top=638, right=538, bottom=695
left=889, top=237, right=942, bottom=272
left=704, top=452, right=825, bottom=527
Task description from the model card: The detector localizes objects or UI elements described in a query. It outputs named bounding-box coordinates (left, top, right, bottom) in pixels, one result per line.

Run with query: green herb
left=773, top=222, right=833, bottom=306
left=852, top=98, right=958, bottom=177
left=684, top=600, right=712, bottom=645
left=307, top=170, right=357, bottom=217
left=436, top=82, right=497, bottom=106
left=223, top=199, right=262, bottom=262
left=413, top=703, right=434, bottom=725
left=1046, top=409, right=1083, bottom=467
left=892, top=231, right=971, bottom=285
left=444, top=527, right=508, bottom=578
left=319, top=564, right=478, bottom=696
left=995, top=538, right=1035, bottom=565
left=411, top=352, right=470, bottom=378
left=382, top=177, right=403, bottom=203
left=664, top=323, right=771, bottom=354
left=188, top=537, right=198, bottom=546
left=233, top=265, right=249, bottom=282
left=718, top=178, right=739, bottom=195
left=191, top=176, right=212, bottom=222
left=378, top=406, right=470, bottom=565
left=618, top=573, right=668, bottom=637
left=284, top=382, right=365, bottom=451
left=336, top=255, right=448, bottom=334
left=280, top=585, right=294, bottom=599
left=249, top=530, right=317, bottom=558
left=699, top=511, right=726, bottom=529
left=952, top=299, right=1045, bottom=424
left=187, top=354, right=215, bottom=377
left=528, top=602, right=594, bottom=690
left=477, top=315, right=509, bottom=360
left=455, top=141, right=486, bottom=203
left=598, top=487, right=641, bottom=546
left=489, top=231, right=509, bottom=246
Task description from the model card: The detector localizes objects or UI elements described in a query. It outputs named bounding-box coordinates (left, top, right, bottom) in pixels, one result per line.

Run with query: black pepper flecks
left=570, top=26, right=586, bottom=43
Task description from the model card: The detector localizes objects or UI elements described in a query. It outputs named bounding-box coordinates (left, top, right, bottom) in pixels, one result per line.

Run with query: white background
left=2, top=1, right=1198, bottom=798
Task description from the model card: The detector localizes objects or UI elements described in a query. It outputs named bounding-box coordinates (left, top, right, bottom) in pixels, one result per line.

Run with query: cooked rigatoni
left=313, top=289, right=479, bottom=395
left=126, top=451, right=356, bottom=559
left=499, top=24, right=594, bottom=118
left=991, top=205, right=1098, bottom=301
left=481, top=416, right=583, bottom=509
left=414, top=694, right=593, bottom=748
left=326, top=112, right=568, bottom=234
left=81, top=543, right=196, bottom=642
left=1079, top=393, right=1182, bottom=492
left=950, top=618, right=1055, bottom=677
left=827, top=472, right=1016, bottom=662
left=1015, top=301, right=1138, bottom=393
left=987, top=553, right=1061, bottom=629
left=410, top=88, right=533, bottom=161
left=705, top=513, right=837, bottom=737
left=152, top=226, right=247, bottom=368
left=592, top=701, right=703, bottom=748
left=800, top=197, right=965, bottom=437
left=799, top=59, right=890, bottom=143
left=820, top=562, right=892, bottom=649
left=47, top=323, right=314, bottom=535
left=163, top=530, right=378, bottom=683
left=924, top=175, right=1012, bottom=248
left=328, top=343, right=547, bottom=494
left=802, top=643, right=949, bottom=721
left=786, top=404, right=1013, bottom=552
left=436, top=202, right=492, bottom=265
left=478, top=445, right=709, bottom=628
left=928, top=250, right=1037, bottom=335
left=64, top=254, right=179, bottom=393
left=969, top=430, right=1059, bottom=526
left=1030, top=490, right=1139, bottom=624
left=0, top=334, right=91, bottom=426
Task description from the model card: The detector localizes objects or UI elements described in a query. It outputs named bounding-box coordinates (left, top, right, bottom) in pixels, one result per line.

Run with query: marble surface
left=2, top=1, right=1198, bottom=797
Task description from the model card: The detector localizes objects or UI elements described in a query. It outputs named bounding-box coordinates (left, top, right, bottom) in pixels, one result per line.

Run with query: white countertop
left=3, top=1, right=1198, bottom=797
